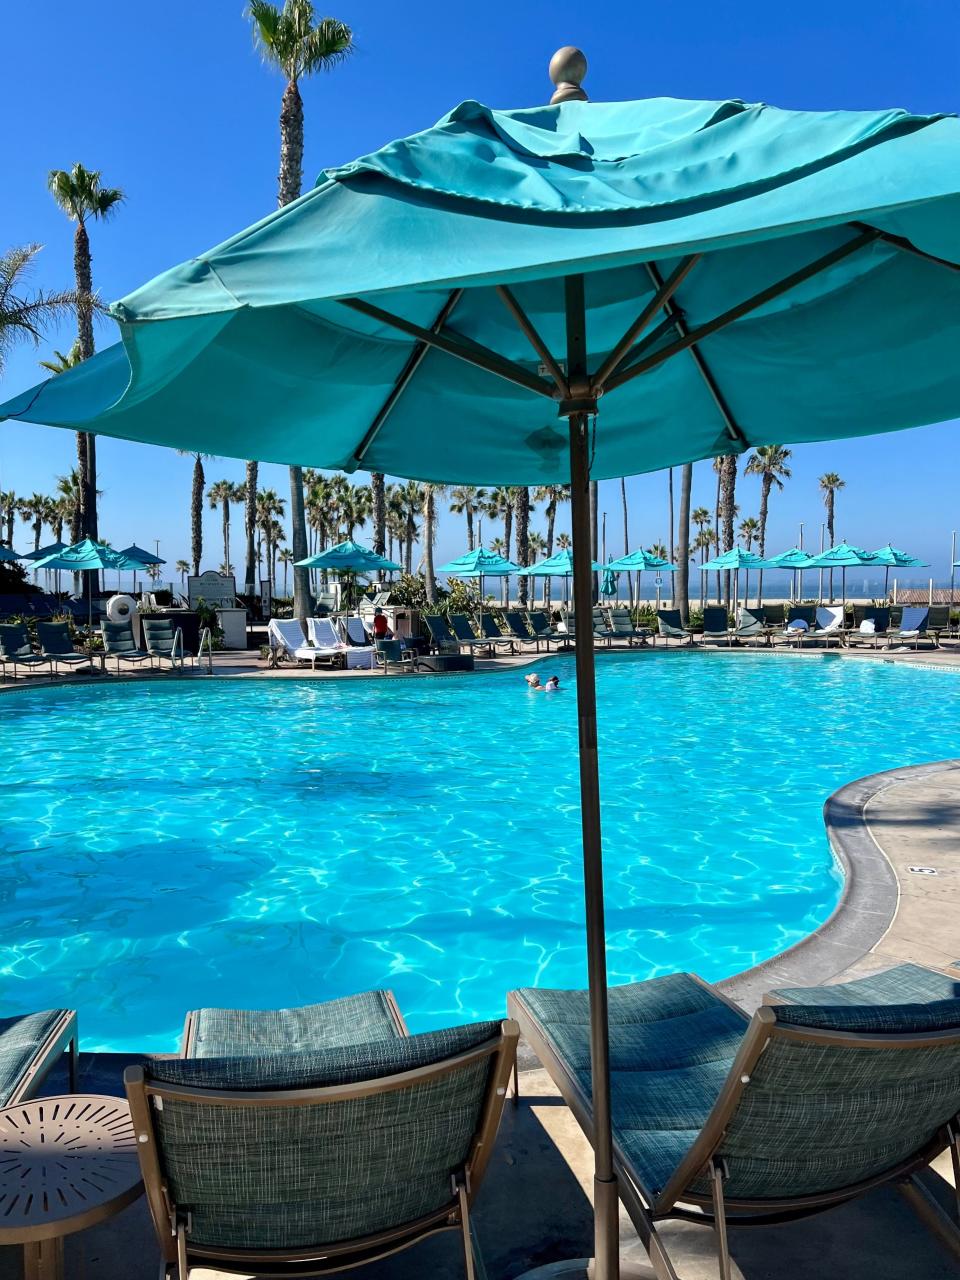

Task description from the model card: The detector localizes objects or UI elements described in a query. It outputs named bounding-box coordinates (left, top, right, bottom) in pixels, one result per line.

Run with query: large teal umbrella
left=869, top=543, right=929, bottom=599
left=0, top=545, right=22, bottom=564
left=518, top=547, right=603, bottom=610
left=34, top=539, right=144, bottom=625
left=4, top=56, right=960, bottom=1280
left=296, top=539, right=401, bottom=609
left=700, top=547, right=772, bottom=611
left=804, top=541, right=880, bottom=606
left=438, top=545, right=521, bottom=630
left=765, top=546, right=817, bottom=603
left=606, top=547, right=678, bottom=608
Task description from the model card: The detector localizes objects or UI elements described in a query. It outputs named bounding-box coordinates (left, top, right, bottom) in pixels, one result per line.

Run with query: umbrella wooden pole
left=564, top=274, right=618, bottom=1280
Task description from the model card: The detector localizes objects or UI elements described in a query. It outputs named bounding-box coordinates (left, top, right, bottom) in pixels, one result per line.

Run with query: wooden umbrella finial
left=549, top=47, right=588, bottom=104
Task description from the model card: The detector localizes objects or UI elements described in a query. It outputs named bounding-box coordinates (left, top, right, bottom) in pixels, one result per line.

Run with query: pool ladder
left=196, top=626, right=215, bottom=675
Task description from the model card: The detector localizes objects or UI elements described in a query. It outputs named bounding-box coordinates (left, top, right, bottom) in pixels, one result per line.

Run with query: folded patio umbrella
left=4, top=52, right=960, bottom=1279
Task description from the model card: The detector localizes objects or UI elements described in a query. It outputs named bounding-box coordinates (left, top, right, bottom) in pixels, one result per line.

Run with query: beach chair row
left=9, top=959, right=960, bottom=1277
left=0, top=618, right=191, bottom=679
left=655, top=603, right=955, bottom=650
left=268, top=615, right=418, bottom=673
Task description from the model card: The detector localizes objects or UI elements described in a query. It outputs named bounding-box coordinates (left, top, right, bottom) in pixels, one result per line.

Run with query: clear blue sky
left=2, top=0, right=959, bottom=584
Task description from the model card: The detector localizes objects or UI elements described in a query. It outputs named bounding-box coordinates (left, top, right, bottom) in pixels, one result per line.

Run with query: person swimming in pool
left=524, top=672, right=541, bottom=689
left=543, top=675, right=560, bottom=692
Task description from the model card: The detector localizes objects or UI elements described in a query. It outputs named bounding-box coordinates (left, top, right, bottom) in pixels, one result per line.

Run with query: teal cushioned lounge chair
left=655, top=609, right=689, bottom=645
left=125, top=1016, right=519, bottom=1280
left=526, top=610, right=563, bottom=648
left=423, top=613, right=461, bottom=655
left=701, top=606, right=732, bottom=646
left=142, top=617, right=191, bottom=670
left=0, top=622, right=52, bottom=678
left=503, top=609, right=538, bottom=650
left=0, top=1009, right=78, bottom=1106
left=509, top=964, right=960, bottom=1279
left=37, top=620, right=91, bottom=674
left=101, top=619, right=153, bottom=672
left=478, top=611, right=514, bottom=651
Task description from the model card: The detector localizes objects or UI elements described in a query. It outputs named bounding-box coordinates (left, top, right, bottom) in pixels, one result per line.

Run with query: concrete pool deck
left=1, top=753, right=958, bottom=1276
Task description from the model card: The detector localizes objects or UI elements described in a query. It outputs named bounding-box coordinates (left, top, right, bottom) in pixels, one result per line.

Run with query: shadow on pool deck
left=2, top=1050, right=957, bottom=1280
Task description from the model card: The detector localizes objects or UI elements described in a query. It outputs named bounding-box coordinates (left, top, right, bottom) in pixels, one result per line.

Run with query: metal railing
left=197, top=626, right=214, bottom=675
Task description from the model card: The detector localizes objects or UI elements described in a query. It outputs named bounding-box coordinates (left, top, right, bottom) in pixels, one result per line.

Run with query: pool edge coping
left=717, top=757, right=960, bottom=1009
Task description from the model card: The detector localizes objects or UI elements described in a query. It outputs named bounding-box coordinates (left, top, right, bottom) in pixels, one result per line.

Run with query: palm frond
left=48, top=163, right=125, bottom=223
left=301, top=18, right=353, bottom=75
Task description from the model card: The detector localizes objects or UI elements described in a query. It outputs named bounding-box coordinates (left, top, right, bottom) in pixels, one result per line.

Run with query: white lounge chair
left=805, top=605, right=845, bottom=647
left=268, top=618, right=339, bottom=670
left=306, top=616, right=352, bottom=666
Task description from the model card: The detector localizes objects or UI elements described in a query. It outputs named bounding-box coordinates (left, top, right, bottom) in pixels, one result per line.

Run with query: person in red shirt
left=372, top=608, right=391, bottom=640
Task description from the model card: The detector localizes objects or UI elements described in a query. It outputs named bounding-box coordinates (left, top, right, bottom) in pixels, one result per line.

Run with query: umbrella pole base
left=512, top=1259, right=656, bottom=1280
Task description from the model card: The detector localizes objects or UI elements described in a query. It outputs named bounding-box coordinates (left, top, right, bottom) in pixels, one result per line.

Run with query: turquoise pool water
left=1, top=652, right=956, bottom=1051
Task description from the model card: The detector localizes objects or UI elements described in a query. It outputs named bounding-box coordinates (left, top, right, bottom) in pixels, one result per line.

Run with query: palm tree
left=618, top=476, right=632, bottom=609
left=739, top=516, right=760, bottom=549
left=370, top=471, right=386, bottom=556
left=556, top=532, right=571, bottom=551
left=278, top=547, right=295, bottom=595
left=745, top=444, right=792, bottom=605
left=256, top=488, right=286, bottom=586
left=485, top=487, right=514, bottom=561
left=243, top=461, right=259, bottom=594
left=207, top=480, right=243, bottom=579
left=532, top=483, right=569, bottom=609
left=38, top=341, right=83, bottom=375
left=0, top=244, right=78, bottom=376
left=385, top=484, right=406, bottom=566
left=18, top=493, right=50, bottom=553
left=718, top=454, right=739, bottom=607
left=48, top=164, right=124, bottom=546
left=0, top=490, right=18, bottom=548
left=514, top=487, right=531, bottom=607
left=422, top=484, right=446, bottom=602
left=340, top=483, right=370, bottom=540
left=448, top=486, right=488, bottom=551
left=247, top=0, right=352, bottom=620
left=399, top=480, right=422, bottom=574
left=819, top=471, right=846, bottom=602
left=676, top=463, right=693, bottom=622
left=175, top=559, right=190, bottom=588
left=667, top=467, right=675, bottom=567
left=178, top=452, right=213, bottom=574
left=647, top=541, right=668, bottom=560
left=693, top=528, right=717, bottom=606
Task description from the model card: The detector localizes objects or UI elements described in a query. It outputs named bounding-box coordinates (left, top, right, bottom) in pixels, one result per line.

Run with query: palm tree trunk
left=589, top=479, right=598, bottom=604
left=466, top=508, right=474, bottom=551
left=757, top=474, right=771, bottom=607
left=278, top=78, right=304, bottom=207
left=714, top=466, right=722, bottom=605
left=502, top=503, right=513, bottom=606
left=721, top=455, right=737, bottom=610
left=667, top=465, right=675, bottom=570
left=544, top=504, right=557, bottom=608
left=289, top=465, right=312, bottom=620
left=515, top=488, right=530, bottom=608
left=191, top=455, right=204, bottom=575
left=371, top=472, right=386, bottom=555
left=423, top=488, right=437, bottom=603
left=827, top=495, right=835, bottom=602
left=244, top=461, right=258, bottom=594
left=677, top=464, right=692, bottom=624
left=221, top=498, right=230, bottom=572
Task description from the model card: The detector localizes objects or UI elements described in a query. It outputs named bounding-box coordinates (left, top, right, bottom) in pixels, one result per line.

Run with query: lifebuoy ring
left=106, top=594, right=137, bottom=623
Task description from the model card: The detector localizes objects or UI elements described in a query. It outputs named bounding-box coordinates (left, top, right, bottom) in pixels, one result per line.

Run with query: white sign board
left=188, top=571, right=236, bottom=610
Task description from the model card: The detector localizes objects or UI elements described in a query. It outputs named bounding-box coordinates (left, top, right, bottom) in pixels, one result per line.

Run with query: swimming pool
left=1, top=652, right=956, bottom=1050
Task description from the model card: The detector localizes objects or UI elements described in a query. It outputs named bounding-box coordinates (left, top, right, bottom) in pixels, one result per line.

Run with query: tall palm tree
left=243, top=462, right=259, bottom=594
left=819, top=471, right=846, bottom=602
left=47, top=164, right=124, bottom=546
left=256, top=488, right=286, bottom=586
left=55, top=471, right=82, bottom=545
left=208, top=479, right=243, bottom=578
left=370, top=471, right=386, bottom=556
left=0, top=244, right=78, bottom=376
left=448, top=485, right=488, bottom=551
left=739, top=516, right=760, bottom=549
left=667, top=467, right=675, bottom=567
left=532, top=483, right=569, bottom=609
left=514, top=487, right=531, bottom=607
left=0, top=490, right=18, bottom=548
left=485, top=487, right=514, bottom=561
left=719, top=454, right=739, bottom=608
left=340, top=483, right=370, bottom=540
left=175, top=559, right=190, bottom=588
left=676, top=463, right=693, bottom=622
left=399, top=480, right=422, bottom=574
left=619, top=476, right=632, bottom=609
left=177, top=452, right=212, bottom=574
left=556, top=532, right=572, bottom=551
left=745, top=444, right=792, bottom=605
left=18, top=493, right=50, bottom=553
left=385, top=484, right=406, bottom=566
left=247, top=0, right=353, bottom=620
left=647, top=541, right=668, bottom=560
left=693, top=527, right=716, bottom=607
left=422, top=484, right=446, bottom=602
left=278, top=547, right=295, bottom=595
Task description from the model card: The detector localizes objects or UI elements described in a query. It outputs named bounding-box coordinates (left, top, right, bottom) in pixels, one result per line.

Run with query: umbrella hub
left=558, top=377, right=598, bottom=418
left=549, top=47, right=588, bottom=104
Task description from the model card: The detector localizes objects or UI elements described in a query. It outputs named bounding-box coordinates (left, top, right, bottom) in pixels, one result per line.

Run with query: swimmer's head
left=545, top=676, right=560, bottom=689
left=524, top=673, right=541, bottom=687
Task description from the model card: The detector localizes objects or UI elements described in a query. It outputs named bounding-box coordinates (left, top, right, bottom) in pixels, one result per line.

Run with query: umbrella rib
left=350, top=289, right=464, bottom=468
left=590, top=254, right=701, bottom=391
left=604, top=226, right=881, bottom=393
left=851, top=222, right=960, bottom=273
left=494, top=285, right=569, bottom=396
left=643, top=261, right=746, bottom=446
left=339, top=297, right=557, bottom=400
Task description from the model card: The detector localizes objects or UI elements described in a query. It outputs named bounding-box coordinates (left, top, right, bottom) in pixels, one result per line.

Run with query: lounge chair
left=845, top=606, right=891, bottom=649
left=526, top=610, right=563, bottom=648
left=423, top=613, right=462, bottom=655
left=101, top=619, right=154, bottom=673
left=733, top=607, right=767, bottom=646
left=803, top=604, right=845, bottom=647
left=306, top=616, right=351, bottom=667
left=927, top=603, right=953, bottom=645
left=36, top=620, right=92, bottom=674
left=510, top=962, right=960, bottom=1280
left=504, top=610, right=538, bottom=650
left=142, top=617, right=191, bottom=671
left=269, top=618, right=326, bottom=669
left=447, top=613, right=489, bottom=653
left=761, top=603, right=786, bottom=628
left=701, top=606, right=732, bottom=646
left=341, top=616, right=377, bottom=669
left=0, top=622, right=52, bottom=679
left=655, top=609, right=690, bottom=645
left=478, top=612, right=515, bottom=652
left=592, top=607, right=617, bottom=646
left=125, top=1015, right=519, bottom=1280
left=607, top=606, right=650, bottom=646
left=776, top=603, right=818, bottom=646
left=0, top=1008, right=78, bottom=1106
left=886, top=606, right=934, bottom=650
left=375, top=637, right=418, bottom=674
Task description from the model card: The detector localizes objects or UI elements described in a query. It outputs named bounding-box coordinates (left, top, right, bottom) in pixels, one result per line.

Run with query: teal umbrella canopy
left=699, top=547, right=771, bottom=571
left=0, top=545, right=25, bottom=563
left=120, top=543, right=166, bottom=566
left=869, top=543, right=928, bottom=568
left=517, top=548, right=602, bottom=575
left=438, top=546, right=521, bottom=576
left=20, top=540, right=69, bottom=563
left=3, top=96, right=960, bottom=483
left=605, top=548, right=677, bottom=571
left=295, top=540, right=401, bottom=573
left=764, top=546, right=817, bottom=569
left=804, top=541, right=878, bottom=568
left=33, top=538, right=141, bottom=572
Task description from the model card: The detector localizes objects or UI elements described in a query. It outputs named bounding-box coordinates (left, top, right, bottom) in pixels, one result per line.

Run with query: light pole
left=797, top=520, right=804, bottom=602
left=950, top=530, right=956, bottom=611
